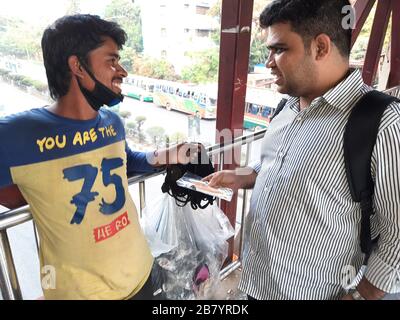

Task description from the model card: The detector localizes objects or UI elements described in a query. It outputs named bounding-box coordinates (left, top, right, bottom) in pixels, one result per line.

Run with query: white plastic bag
left=141, top=194, right=234, bottom=299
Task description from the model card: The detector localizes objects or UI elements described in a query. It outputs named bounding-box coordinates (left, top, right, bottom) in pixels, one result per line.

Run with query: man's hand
left=150, top=143, right=204, bottom=166
left=173, top=142, right=204, bottom=165
left=341, top=277, right=387, bottom=300
left=341, top=293, right=354, bottom=300
left=202, top=167, right=258, bottom=191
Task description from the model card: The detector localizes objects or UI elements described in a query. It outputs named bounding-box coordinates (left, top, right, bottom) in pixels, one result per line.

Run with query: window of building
left=195, top=5, right=209, bottom=15
left=184, top=3, right=190, bottom=9
left=160, top=3, right=166, bottom=17
left=161, top=50, right=167, bottom=58
left=161, top=28, right=167, bottom=37
left=184, top=28, right=190, bottom=34
left=196, top=29, right=210, bottom=37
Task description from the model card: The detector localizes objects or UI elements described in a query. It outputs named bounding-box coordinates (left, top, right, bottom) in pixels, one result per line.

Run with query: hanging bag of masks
left=141, top=144, right=234, bottom=299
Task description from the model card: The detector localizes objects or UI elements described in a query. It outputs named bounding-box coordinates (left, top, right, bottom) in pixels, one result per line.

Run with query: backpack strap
left=344, top=90, right=400, bottom=256
left=270, top=98, right=288, bottom=121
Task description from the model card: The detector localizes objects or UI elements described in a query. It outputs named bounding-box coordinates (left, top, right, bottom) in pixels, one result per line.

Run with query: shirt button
left=296, top=116, right=302, bottom=121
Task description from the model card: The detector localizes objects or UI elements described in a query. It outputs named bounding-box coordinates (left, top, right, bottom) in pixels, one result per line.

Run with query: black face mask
left=77, top=58, right=124, bottom=111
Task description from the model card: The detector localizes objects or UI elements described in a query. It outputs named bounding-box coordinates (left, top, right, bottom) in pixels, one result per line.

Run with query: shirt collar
left=285, top=96, right=300, bottom=113
left=322, top=68, right=366, bottom=111
left=283, top=69, right=366, bottom=113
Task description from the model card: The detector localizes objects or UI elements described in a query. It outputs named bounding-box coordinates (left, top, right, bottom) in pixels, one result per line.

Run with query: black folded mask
left=76, top=57, right=124, bottom=111
left=161, top=144, right=215, bottom=210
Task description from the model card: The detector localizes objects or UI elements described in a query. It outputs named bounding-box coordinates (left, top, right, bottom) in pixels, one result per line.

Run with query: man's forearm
left=357, top=277, right=387, bottom=300
left=235, top=167, right=258, bottom=189
left=0, top=184, right=27, bottom=210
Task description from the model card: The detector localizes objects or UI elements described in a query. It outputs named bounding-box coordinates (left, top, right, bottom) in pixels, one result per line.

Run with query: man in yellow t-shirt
left=0, top=14, right=196, bottom=300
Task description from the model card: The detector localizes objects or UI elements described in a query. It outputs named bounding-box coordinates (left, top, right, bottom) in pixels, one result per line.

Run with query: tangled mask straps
left=161, top=144, right=215, bottom=210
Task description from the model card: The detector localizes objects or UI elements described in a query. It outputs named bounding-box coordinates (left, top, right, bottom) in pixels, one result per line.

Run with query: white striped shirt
left=238, top=70, right=400, bottom=300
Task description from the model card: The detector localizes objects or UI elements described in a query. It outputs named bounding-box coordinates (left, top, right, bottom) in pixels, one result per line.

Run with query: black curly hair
left=41, top=14, right=127, bottom=100
left=260, top=0, right=352, bottom=57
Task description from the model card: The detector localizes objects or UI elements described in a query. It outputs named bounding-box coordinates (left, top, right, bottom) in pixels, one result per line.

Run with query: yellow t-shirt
left=0, top=108, right=154, bottom=299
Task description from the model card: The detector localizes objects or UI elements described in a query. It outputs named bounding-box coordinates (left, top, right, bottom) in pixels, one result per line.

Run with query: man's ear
left=68, top=55, right=84, bottom=79
left=313, top=34, right=331, bottom=61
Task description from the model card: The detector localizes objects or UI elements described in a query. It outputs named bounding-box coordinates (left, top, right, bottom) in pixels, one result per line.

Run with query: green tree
left=181, top=48, right=219, bottom=84
left=120, top=46, right=136, bottom=71
left=248, top=0, right=271, bottom=71
left=119, top=110, right=132, bottom=119
left=118, top=110, right=132, bottom=126
left=132, top=54, right=179, bottom=80
left=126, top=121, right=137, bottom=129
left=125, top=121, right=137, bottom=137
left=169, top=132, right=187, bottom=145
left=249, top=36, right=269, bottom=71
left=105, top=0, right=143, bottom=53
left=146, top=126, right=166, bottom=148
left=135, top=115, right=146, bottom=143
left=0, top=16, right=43, bottom=60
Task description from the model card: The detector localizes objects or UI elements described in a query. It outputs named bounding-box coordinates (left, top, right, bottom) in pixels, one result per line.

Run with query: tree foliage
left=207, top=0, right=270, bottom=72
left=169, top=132, right=187, bottom=145
left=135, top=115, right=146, bottom=143
left=146, top=126, right=166, bottom=148
left=181, top=48, right=219, bottom=84
left=104, top=0, right=143, bottom=53
left=131, top=54, right=179, bottom=80
left=0, top=16, right=43, bottom=60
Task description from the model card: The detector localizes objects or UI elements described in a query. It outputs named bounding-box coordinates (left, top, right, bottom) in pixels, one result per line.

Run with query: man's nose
left=117, top=63, right=128, bottom=78
left=265, top=51, right=275, bottom=68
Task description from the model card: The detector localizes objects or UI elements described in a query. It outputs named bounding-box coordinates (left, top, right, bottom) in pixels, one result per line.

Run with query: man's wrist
left=351, top=289, right=366, bottom=300
left=356, top=277, right=386, bottom=300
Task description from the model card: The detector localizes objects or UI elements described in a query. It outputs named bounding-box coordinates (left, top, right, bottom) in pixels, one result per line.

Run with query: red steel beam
left=388, top=0, right=400, bottom=88
left=351, top=0, right=376, bottom=48
left=216, top=0, right=253, bottom=261
left=362, top=0, right=392, bottom=85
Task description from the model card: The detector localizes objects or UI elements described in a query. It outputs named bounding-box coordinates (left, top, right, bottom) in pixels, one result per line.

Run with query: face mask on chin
left=76, top=57, right=124, bottom=111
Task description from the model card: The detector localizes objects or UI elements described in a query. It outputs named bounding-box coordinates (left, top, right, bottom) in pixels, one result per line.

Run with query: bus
left=152, top=80, right=217, bottom=119
left=122, top=74, right=282, bottom=127
left=121, top=74, right=155, bottom=102
left=243, top=87, right=283, bottom=130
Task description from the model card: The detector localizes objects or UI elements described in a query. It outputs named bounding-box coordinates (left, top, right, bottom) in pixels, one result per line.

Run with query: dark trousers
left=130, top=262, right=166, bottom=300
left=130, top=272, right=154, bottom=300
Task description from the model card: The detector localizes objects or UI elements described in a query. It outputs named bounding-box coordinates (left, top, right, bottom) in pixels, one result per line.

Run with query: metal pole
left=139, top=181, right=146, bottom=218
left=362, top=0, right=392, bottom=85
left=219, top=260, right=241, bottom=280
left=32, top=221, right=40, bottom=254
left=0, top=230, right=22, bottom=300
left=389, top=0, right=400, bottom=88
left=238, top=142, right=252, bottom=260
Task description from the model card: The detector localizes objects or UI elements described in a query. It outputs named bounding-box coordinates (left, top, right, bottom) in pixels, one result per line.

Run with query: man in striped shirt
left=204, top=0, right=400, bottom=300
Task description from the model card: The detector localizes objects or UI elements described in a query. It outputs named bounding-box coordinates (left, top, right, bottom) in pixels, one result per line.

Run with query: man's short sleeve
left=0, top=126, right=13, bottom=188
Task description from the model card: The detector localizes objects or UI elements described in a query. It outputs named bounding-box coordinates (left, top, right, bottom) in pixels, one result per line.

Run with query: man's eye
left=275, top=48, right=286, bottom=54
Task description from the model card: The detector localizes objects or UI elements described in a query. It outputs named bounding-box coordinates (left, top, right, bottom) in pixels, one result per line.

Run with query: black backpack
left=271, top=91, right=400, bottom=258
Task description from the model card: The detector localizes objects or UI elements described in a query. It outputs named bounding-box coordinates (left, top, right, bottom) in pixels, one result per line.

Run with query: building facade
left=137, top=0, right=219, bottom=73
